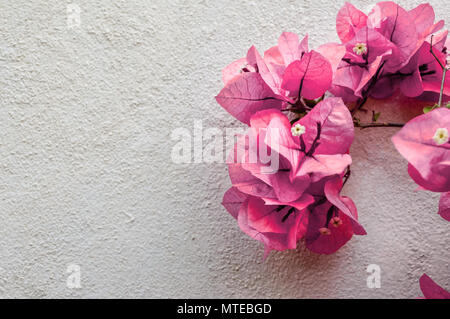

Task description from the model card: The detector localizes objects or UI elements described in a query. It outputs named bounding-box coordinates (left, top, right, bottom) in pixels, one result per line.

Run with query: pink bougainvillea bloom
left=332, top=27, right=395, bottom=99
left=216, top=72, right=285, bottom=125
left=304, top=176, right=366, bottom=254
left=223, top=96, right=362, bottom=255
left=374, top=30, right=450, bottom=99
left=258, top=32, right=333, bottom=100
left=262, top=98, right=354, bottom=183
left=419, top=274, right=450, bottom=299
left=227, top=116, right=311, bottom=203
left=392, top=107, right=450, bottom=193
left=438, top=192, right=450, bottom=222
left=281, top=50, right=333, bottom=100
left=367, top=1, right=419, bottom=72
left=332, top=2, right=444, bottom=101
left=217, top=32, right=334, bottom=124
left=228, top=97, right=354, bottom=198
left=222, top=187, right=314, bottom=255
left=222, top=175, right=366, bottom=256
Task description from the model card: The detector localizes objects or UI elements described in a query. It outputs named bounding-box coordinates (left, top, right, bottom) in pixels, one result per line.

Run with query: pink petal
left=270, top=172, right=310, bottom=203
left=227, top=136, right=277, bottom=198
left=222, top=187, right=248, bottom=219
left=392, top=108, right=450, bottom=192
left=299, top=35, right=309, bottom=55
left=264, top=46, right=284, bottom=65
left=438, top=192, right=450, bottom=222
left=409, top=4, right=443, bottom=39
left=419, top=274, right=450, bottom=299
left=324, top=177, right=366, bottom=235
left=247, top=46, right=283, bottom=95
left=407, top=164, right=450, bottom=194
left=236, top=110, right=311, bottom=202
left=329, top=84, right=360, bottom=103
left=216, top=72, right=282, bottom=125
left=222, top=58, right=247, bottom=84
left=237, top=196, right=304, bottom=252
left=277, top=32, right=305, bottom=66
left=305, top=202, right=354, bottom=254
left=399, top=69, right=424, bottom=97
left=297, top=97, right=354, bottom=155
left=316, top=43, right=346, bottom=76
left=370, top=76, right=397, bottom=99
left=368, top=2, right=418, bottom=71
left=333, top=65, right=364, bottom=95
left=354, top=55, right=385, bottom=97
left=345, top=27, right=395, bottom=64
left=336, top=2, right=368, bottom=43
left=281, top=51, right=333, bottom=100
left=409, top=4, right=435, bottom=36
left=263, top=193, right=314, bottom=211
left=259, top=109, right=303, bottom=173
left=296, top=154, right=352, bottom=182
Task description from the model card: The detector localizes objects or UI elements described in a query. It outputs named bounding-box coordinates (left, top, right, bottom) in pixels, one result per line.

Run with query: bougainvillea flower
left=331, top=2, right=444, bottom=101
left=281, top=50, right=333, bottom=100
left=331, top=27, right=395, bottom=99
left=259, top=32, right=333, bottom=100
left=392, top=107, right=450, bottom=193
left=374, top=31, right=450, bottom=99
left=438, top=192, right=450, bottom=222
left=216, top=72, right=285, bottom=125
left=227, top=123, right=311, bottom=203
left=217, top=32, right=334, bottom=124
left=222, top=175, right=366, bottom=256
left=222, top=187, right=314, bottom=255
left=304, top=176, right=366, bottom=254
left=227, top=97, right=354, bottom=201
left=262, top=98, right=354, bottom=183
left=223, top=95, right=361, bottom=255
left=367, top=2, right=419, bottom=72
left=419, top=274, right=450, bottom=299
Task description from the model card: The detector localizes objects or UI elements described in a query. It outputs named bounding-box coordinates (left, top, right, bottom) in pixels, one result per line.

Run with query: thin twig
left=354, top=122, right=404, bottom=129
left=351, top=61, right=386, bottom=116
left=430, top=35, right=448, bottom=107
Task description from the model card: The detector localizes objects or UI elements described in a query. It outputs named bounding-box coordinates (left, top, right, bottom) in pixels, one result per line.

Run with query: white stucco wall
left=0, top=0, right=448, bottom=298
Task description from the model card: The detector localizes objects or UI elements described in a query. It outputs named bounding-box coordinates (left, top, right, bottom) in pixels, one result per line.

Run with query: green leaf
left=372, top=111, right=381, bottom=122
left=446, top=103, right=450, bottom=109
left=423, top=104, right=439, bottom=113
left=423, top=106, right=433, bottom=113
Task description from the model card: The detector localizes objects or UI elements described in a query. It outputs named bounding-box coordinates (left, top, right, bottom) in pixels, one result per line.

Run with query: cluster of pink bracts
left=216, top=0, right=450, bottom=273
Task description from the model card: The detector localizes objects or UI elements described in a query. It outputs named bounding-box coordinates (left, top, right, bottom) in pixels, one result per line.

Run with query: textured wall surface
left=0, top=0, right=449, bottom=298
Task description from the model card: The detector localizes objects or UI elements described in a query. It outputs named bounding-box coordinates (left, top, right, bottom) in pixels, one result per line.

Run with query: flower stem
left=439, top=68, right=447, bottom=107
left=430, top=35, right=447, bottom=107
left=354, top=122, right=404, bottom=129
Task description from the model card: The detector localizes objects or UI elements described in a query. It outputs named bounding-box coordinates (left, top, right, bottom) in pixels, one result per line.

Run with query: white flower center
left=291, top=124, right=306, bottom=137
left=433, top=128, right=449, bottom=145
left=353, top=43, right=367, bottom=55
